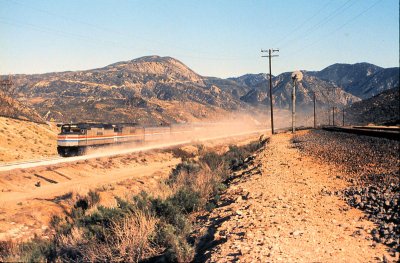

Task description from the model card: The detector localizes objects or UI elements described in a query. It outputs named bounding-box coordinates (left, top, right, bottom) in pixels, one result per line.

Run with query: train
left=56, top=122, right=194, bottom=157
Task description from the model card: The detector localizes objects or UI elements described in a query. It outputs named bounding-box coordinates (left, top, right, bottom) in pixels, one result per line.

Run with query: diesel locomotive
left=57, top=122, right=192, bottom=157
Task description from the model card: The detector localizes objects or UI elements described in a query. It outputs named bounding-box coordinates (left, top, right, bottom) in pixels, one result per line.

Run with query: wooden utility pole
left=313, top=92, right=316, bottom=128
left=342, top=108, right=345, bottom=126
left=332, top=107, right=335, bottom=126
left=292, top=80, right=296, bottom=133
left=261, top=48, right=279, bottom=134
left=328, top=110, right=331, bottom=125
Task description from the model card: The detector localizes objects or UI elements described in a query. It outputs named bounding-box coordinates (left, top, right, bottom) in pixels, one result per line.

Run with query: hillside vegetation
left=4, top=56, right=398, bottom=125
left=345, top=87, right=400, bottom=125
left=0, top=90, right=44, bottom=123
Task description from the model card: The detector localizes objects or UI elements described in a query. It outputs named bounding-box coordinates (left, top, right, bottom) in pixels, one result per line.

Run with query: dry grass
left=57, top=210, right=158, bottom=262
left=105, top=212, right=158, bottom=262
left=3, top=139, right=265, bottom=262
left=0, top=240, right=19, bottom=261
left=83, top=211, right=157, bottom=262
left=171, top=163, right=224, bottom=208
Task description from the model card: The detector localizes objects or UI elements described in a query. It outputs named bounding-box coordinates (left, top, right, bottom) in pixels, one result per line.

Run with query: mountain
left=345, top=87, right=400, bottom=125
left=203, top=77, right=251, bottom=99
left=4, top=57, right=398, bottom=124
left=309, top=63, right=399, bottom=99
left=234, top=62, right=398, bottom=110
left=271, top=72, right=360, bottom=109
left=236, top=72, right=360, bottom=109
left=228, top=73, right=270, bottom=89
left=355, top=67, right=399, bottom=99
left=310, top=62, right=382, bottom=91
left=9, top=56, right=249, bottom=124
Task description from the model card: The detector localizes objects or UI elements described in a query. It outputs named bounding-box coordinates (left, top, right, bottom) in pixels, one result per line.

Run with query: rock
left=290, top=230, right=303, bottom=236
left=354, top=194, right=361, bottom=204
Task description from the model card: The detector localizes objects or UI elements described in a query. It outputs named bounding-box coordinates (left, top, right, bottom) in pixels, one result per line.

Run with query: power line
left=279, top=0, right=356, bottom=49
left=285, top=0, right=382, bottom=57
left=0, top=16, right=255, bottom=62
left=272, top=0, right=333, bottom=47
left=3, top=0, right=253, bottom=61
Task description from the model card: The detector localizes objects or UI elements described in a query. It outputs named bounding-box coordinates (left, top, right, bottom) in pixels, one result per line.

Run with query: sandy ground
left=0, top=150, right=178, bottom=241
left=0, top=133, right=262, bottom=242
left=202, top=131, right=391, bottom=262
left=0, top=117, right=58, bottom=162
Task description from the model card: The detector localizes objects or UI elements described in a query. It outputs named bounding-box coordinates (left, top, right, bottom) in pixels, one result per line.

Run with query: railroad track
left=0, top=129, right=268, bottom=172
left=0, top=156, right=63, bottom=167
left=322, top=126, right=400, bottom=141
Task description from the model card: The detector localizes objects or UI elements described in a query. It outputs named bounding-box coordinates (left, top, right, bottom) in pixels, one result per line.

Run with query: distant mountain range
left=2, top=56, right=399, bottom=124
left=308, top=63, right=399, bottom=99
left=219, top=62, right=398, bottom=110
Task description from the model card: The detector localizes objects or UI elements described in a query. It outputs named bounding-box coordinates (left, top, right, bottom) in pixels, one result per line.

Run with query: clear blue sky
left=0, top=0, right=398, bottom=78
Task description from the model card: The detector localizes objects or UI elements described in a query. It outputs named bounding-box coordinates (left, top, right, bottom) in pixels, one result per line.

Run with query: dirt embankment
left=0, top=117, right=58, bottom=162
left=0, top=149, right=178, bottom=242
left=0, top=133, right=260, bottom=243
left=199, top=131, right=397, bottom=262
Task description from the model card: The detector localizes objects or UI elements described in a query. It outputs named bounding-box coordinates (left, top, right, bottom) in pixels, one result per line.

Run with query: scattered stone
left=294, top=130, right=399, bottom=252
left=290, top=230, right=303, bottom=237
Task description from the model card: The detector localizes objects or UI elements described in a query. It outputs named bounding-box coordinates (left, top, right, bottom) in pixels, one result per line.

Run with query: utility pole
left=328, top=110, right=331, bottom=125
left=261, top=48, right=279, bottom=134
left=342, top=108, right=345, bottom=126
left=332, top=107, right=335, bottom=126
left=313, top=92, right=316, bottom=128
left=292, top=80, right=296, bottom=133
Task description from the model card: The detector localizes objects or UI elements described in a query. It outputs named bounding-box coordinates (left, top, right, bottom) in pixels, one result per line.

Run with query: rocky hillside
left=309, top=63, right=399, bottom=99
left=234, top=72, right=360, bottom=110
left=10, top=56, right=249, bottom=124
left=355, top=67, right=399, bottom=99
left=231, top=62, right=398, bottom=111
left=228, top=73, right=270, bottom=88
left=0, top=90, right=44, bottom=123
left=4, top=57, right=398, bottom=124
left=345, top=87, right=400, bottom=125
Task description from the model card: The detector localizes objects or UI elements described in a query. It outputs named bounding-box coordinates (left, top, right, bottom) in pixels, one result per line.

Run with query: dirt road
left=202, top=132, right=391, bottom=262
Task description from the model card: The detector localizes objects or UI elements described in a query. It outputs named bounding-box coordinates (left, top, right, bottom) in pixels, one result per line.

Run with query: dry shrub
left=0, top=240, right=18, bottom=261
left=82, top=210, right=158, bottom=262
left=58, top=227, right=85, bottom=249
left=171, top=161, right=226, bottom=208
left=166, top=230, right=194, bottom=262
left=56, top=227, right=85, bottom=259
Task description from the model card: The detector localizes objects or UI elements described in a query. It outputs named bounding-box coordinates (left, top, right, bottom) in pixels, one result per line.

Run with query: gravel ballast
left=293, top=130, right=399, bottom=252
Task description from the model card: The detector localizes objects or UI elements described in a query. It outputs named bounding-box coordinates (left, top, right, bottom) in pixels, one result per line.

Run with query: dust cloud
left=0, top=114, right=267, bottom=171
left=84, top=114, right=267, bottom=157
left=85, top=109, right=319, bottom=158
left=0, top=109, right=320, bottom=171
